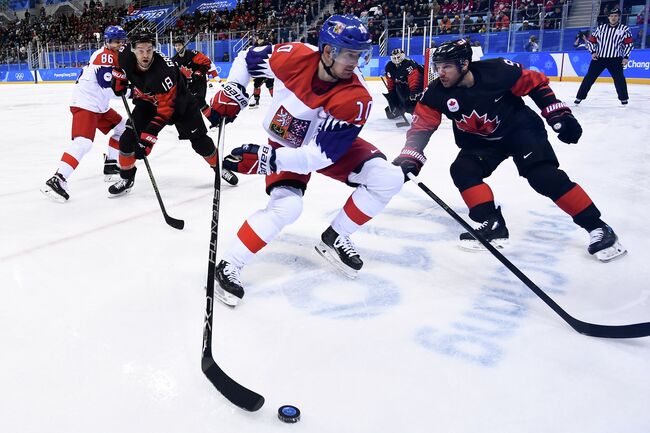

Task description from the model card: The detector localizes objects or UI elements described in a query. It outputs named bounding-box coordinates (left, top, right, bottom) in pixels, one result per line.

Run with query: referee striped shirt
left=587, top=23, right=634, bottom=58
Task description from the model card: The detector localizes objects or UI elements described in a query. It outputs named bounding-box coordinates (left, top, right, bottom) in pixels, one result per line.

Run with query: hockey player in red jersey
left=108, top=29, right=237, bottom=197
left=41, top=26, right=128, bottom=202
left=202, top=14, right=404, bottom=306
left=393, top=39, right=626, bottom=262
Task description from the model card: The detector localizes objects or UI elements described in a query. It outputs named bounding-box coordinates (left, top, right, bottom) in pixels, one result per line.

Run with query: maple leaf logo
left=454, top=110, right=500, bottom=136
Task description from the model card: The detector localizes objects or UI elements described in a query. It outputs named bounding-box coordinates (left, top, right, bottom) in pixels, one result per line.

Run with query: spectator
left=524, top=35, right=539, bottom=51
left=574, top=30, right=589, bottom=50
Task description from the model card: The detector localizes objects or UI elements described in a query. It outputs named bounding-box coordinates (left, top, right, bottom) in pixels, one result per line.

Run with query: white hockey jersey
left=71, top=47, right=119, bottom=113
left=227, top=43, right=373, bottom=174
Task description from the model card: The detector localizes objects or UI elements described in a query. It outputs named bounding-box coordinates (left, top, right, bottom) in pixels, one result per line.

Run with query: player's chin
left=339, top=69, right=355, bottom=79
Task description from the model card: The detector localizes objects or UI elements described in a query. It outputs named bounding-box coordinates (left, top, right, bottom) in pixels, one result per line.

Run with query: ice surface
left=1, top=80, right=649, bottom=433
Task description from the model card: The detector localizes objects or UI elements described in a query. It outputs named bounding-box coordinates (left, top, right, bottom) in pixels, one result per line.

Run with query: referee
left=575, top=7, right=633, bottom=106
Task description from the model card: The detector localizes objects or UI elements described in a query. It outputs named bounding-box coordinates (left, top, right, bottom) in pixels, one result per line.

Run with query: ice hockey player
left=247, top=33, right=274, bottom=109
left=202, top=14, right=404, bottom=306
left=172, top=36, right=215, bottom=107
left=41, top=25, right=128, bottom=202
left=393, top=39, right=626, bottom=262
left=383, top=48, right=424, bottom=119
left=109, top=28, right=237, bottom=197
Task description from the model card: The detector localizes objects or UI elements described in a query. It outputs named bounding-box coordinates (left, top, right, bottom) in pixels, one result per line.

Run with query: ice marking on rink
left=414, top=208, right=576, bottom=367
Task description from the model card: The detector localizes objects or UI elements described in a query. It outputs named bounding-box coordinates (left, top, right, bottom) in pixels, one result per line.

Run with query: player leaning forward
left=108, top=29, right=237, bottom=197
left=394, top=39, right=626, bottom=262
left=203, top=15, right=404, bottom=306
left=42, top=26, right=128, bottom=202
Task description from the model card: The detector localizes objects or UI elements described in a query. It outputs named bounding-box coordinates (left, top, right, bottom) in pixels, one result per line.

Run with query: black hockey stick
left=380, top=76, right=410, bottom=128
left=407, top=173, right=650, bottom=339
left=201, top=119, right=265, bottom=411
left=120, top=95, right=184, bottom=230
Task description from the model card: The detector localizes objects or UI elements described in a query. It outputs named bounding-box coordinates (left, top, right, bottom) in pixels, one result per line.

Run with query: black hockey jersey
left=406, top=58, right=567, bottom=150
left=118, top=45, right=190, bottom=136
left=172, top=49, right=212, bottom=79
left=385, top=58, right=424, bottom=94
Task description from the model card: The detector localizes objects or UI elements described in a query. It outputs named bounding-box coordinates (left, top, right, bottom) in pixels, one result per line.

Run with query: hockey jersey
left=227, top=42, right=372, bottom=174
left=384, top=58, right=424, bottom=95
left=406, top=58, right=566, bottom=150
left=71, top=47, right=120, bottom=113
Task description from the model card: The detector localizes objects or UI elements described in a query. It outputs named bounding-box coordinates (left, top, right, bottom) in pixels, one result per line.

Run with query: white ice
left=1, top=79, right=649, bottom=433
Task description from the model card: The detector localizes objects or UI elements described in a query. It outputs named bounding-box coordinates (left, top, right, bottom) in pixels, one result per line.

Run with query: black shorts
left=131, top=99, right=207, bottom=141
left=458, top=115, right=559, bottom=177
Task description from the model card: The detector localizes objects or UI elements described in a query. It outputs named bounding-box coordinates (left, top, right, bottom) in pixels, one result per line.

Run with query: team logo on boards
left=447, top=98, right=459, bottom=112
left=454, top=110, right=500, bottom=136
left=269, top=105, right=311, bottom=146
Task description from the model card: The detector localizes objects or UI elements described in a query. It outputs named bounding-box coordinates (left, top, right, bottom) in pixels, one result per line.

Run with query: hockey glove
left=135, top=132, right=157, bottom=159
left=542, top=102, right=582, bottom=144
left=111, top=68, right=129, bottom=96
left=393, top=146, right=426, bottom=182
left=223, top=143, right=277, bottom=175
left=203, top=82, right=249, bottom=127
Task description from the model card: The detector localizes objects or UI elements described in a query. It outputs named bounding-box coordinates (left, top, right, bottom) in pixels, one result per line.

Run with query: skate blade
left=458, top=238, right=508, bottom=251
left=104, top=173, right=120, bottom=182
left=213, top=284, right=241, bottom=307
left=107, top=188, right=132, bottom=199
left=40, top=187, right=68, bottom=203
left=594, top=241, right=627, bottom=262
left=314, top=242, right=359, bottom=279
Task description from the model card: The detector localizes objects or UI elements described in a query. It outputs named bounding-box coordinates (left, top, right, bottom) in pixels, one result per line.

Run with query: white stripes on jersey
left=588, top=23, right=633, bottom=58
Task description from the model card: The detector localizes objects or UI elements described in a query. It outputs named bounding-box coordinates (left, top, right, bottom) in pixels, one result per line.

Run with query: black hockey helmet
left=390, top=48, right=405, bottom=65
left=431, top=39, right=473, bottom=65
left=172, top=35, right=185, bottom=45
left=130, top=28, right=156, bottom=47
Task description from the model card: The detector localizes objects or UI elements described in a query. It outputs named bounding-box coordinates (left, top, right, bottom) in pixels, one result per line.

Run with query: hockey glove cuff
left=393, top=146, right=426, bottom=182
left=543, top=102, right=582, bottom=144
left=111, top=68, right=128, bottom=96
left=223, top=143, right=277, bottom=175
left=135, top=132, right=157, bottom=159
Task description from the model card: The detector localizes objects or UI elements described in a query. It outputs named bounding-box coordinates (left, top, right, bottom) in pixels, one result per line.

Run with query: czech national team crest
left=269, top=105, right=311, bottom=146
left=454, top=110, right=501, bottom=137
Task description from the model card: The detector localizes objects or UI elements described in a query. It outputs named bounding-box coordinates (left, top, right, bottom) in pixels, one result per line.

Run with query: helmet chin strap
left=320, top=55, right=340, bottom=81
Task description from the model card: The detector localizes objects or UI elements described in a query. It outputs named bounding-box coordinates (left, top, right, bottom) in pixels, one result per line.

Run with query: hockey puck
left=278, top=405, right=300, bottom=423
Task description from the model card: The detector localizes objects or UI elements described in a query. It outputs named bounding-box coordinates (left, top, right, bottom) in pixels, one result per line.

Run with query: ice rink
left=1, top=79, right=649, bottom=433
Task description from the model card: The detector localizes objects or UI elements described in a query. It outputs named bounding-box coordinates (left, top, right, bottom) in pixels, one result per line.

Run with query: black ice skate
left=588, top=223, right=627, bottom=262
left=41, top=172, right=69, bottom=203
left=249, top=96, right=260, bottom=109
left=459, top=206, right=509, bottom=251
left=103, top=154, right=120, bottom=182
left=108, top=176, right=134, bottom=198
left=221, top=168, right=239, bottom=186
left=214, top=260, right=245, bottom=307
left=315, top=226, right=363, bottom=279
left=574, top=98, right=582, bottom=105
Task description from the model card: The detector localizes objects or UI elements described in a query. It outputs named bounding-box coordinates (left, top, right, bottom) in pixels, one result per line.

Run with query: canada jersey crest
left=454, top=110, right=501, bottom=137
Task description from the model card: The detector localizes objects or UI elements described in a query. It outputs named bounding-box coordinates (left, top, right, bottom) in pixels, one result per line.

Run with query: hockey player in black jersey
left=393, top=39, right=626, bottom=262
left=109, top=29, right=237, bottom=196
left=383, top=48, right=424, bottom=119
left=172, top=36, right=214, bottom=107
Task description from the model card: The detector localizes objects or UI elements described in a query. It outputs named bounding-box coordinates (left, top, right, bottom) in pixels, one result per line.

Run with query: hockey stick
left=120, top=95, right=184, bottom=230
left=380, top=76, right=410, bottom=128
left=201, top=119, right=265, bottom=411
left=407, top=172, right=650, bottom=339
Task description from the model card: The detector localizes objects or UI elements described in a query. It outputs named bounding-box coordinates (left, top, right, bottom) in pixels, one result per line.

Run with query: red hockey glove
left=135, top=132, right=157, bottom=159
left=111, top=68, right=128, bottom=96
left=392, top=146, right=426, bottom=182
left=542, top=102, right=582, bottom=144
left=223, top=143, right=277, bottom=175
left=204, top=82, right=249, bottom=127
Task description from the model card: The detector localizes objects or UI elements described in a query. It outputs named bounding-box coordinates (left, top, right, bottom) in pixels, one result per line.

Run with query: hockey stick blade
left=396, top=120, right=410, bottom=127
left=164, top=214, right=184, bottom=230
left=408, top=173, right=650, bottom=339
left=202, top=355, right=265, bottom=411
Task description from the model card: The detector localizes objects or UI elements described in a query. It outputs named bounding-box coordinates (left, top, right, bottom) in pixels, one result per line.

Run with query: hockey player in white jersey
left=41, top=26, right=128, bottom=203
left=202, top=15, right=405, bottom=306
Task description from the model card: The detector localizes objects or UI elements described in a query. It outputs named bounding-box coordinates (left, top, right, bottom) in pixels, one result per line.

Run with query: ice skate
left=214, top=260, right=245, bottom=306
left=41, top=173, right=69, bottom=203
left=248, top=96, right=260, bottom=109
left=103, top=154, right=120, bottom=182
left=588, top=224, right=627, bottom=262
left=459, top=206, right=509, bottom=251
left=315, top=226, right=363, bottom=279
left=108, top=176, right=134, bottom=198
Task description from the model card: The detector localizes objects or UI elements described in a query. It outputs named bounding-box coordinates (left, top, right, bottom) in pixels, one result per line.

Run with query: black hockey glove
left=542, top=102, right=582, bottom=144
left=392, top=146, right=426, bottom=182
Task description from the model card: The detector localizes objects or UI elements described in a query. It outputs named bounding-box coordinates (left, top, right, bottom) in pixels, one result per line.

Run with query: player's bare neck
left=317, top=62, right=338, bottom=83
left=457, top=70, right=475, bottom=88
